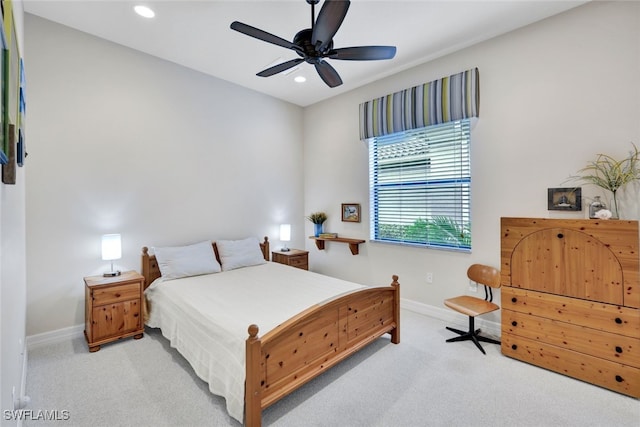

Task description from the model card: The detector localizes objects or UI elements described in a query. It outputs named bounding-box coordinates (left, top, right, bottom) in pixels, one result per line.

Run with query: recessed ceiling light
left=134, top=5, right=155, bottom=18
left=294, top=76, right=306, bottom=83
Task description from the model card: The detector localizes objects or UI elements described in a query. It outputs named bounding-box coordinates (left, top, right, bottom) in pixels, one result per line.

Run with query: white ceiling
left=23, top=0, right=587, bottom=107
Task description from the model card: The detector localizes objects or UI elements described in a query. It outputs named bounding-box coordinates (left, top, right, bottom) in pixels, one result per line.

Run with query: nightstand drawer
left=92, top=282, right=141, bottom=306
left=289, top=256, right=308, bottom=269
left=91, top=299, right=141, bottom=339
left=272, top=249, right=309, bottom=271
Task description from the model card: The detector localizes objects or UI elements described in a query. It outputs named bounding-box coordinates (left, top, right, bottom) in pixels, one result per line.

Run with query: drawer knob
left=511, top=321, right=518, bottom=327
left=614, top=317, right=623, bottom=324
left=557, top=233, right=564, bottom=239
left=511, top=297, right=517, bottom=303
left=511, top=344, right=518, bottom=350
left=615, top=375, right=624, bottom=383
left=615, top=346, right=623, bottom=354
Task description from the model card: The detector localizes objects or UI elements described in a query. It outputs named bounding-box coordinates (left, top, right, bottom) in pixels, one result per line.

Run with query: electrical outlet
left=469, top=280, right=477, bottom=292
left=426, top=272, right=433, bottom=283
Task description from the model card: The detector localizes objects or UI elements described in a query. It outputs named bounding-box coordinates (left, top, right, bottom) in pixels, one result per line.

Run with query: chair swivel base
left=445, top=318, right=500, bottom=355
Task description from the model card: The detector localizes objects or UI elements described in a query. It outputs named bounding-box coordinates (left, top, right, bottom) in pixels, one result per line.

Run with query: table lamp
left=102, top=234, right=122, bottom=277
left=280, top=224, right=291, bottom=252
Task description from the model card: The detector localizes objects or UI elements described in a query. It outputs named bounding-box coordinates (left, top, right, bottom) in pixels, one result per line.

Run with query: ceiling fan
left=230, top=0, right=396, bottom=88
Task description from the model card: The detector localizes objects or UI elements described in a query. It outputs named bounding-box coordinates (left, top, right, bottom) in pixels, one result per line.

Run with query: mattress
left=144, top=261, right=364, bottom=422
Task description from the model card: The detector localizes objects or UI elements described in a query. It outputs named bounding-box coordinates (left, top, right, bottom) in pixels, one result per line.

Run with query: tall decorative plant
left=572, top=143, right=639, bottom=219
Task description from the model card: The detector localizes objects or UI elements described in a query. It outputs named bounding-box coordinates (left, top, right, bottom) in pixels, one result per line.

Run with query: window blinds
left=369, top=120, right=471, bottom=250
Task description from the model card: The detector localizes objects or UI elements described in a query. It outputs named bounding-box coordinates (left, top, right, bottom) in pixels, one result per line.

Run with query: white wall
left=20, top=1, right=640, bottom=339
left=24, top=14, right=304, bottom=336
left=302, top=1, right=640, bottom=321
left=1, top=0, right=27, bottom=420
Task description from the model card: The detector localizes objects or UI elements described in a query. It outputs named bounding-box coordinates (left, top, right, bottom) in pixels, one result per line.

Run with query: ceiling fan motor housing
left=294, top=29, right=333, bottom=64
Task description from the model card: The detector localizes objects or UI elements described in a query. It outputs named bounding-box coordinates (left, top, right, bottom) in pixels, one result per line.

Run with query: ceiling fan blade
left=314, top=60, right=343, bottom=88
left=230, top=21, right=302, bottom=53
left=327, top=46, right=397, bottom=61
left=257, top=58, right=305, bottom=77
left=312, top=0, right=350, bottom=53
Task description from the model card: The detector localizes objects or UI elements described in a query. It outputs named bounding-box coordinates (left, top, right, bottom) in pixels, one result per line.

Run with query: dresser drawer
left=91, top=282, right=141, bottom=306
left=502, top=287, right=640, bottom=338
left=502, top=332, right=640, bottom=398
left=502, top=309, right=640, bottom=368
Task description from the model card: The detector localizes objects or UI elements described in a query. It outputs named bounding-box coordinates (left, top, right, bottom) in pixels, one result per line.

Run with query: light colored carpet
left=24, top=309, right=639, bottom=426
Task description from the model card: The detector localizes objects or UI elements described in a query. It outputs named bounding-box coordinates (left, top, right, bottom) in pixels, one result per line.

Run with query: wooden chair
left=444, top=264, right=501, bottom=354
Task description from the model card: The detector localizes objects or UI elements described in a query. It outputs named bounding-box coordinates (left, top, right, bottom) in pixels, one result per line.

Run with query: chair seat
left=444, top=295, right=499, bottom=318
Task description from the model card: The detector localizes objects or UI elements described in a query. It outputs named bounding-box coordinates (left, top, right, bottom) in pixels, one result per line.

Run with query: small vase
left=314, top=223, right=323, bottom=237
left=589, top=196, right=606, bottom=219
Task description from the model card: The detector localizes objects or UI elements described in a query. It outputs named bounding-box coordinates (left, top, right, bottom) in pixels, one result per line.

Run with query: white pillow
left=153, top=240, right=221, bottom=280
left=215, top=237, right=266, bottom=271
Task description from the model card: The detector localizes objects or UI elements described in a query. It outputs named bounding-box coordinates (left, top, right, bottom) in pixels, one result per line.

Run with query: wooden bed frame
left=141, top=237, right=400, bottom=427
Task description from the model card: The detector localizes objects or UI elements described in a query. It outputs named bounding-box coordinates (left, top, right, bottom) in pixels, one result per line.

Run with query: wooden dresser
left=500, top=217, right=639, bottom=397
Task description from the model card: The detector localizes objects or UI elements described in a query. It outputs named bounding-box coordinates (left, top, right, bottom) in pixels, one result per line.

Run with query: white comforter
left=144, top=262, right=364, bottom=423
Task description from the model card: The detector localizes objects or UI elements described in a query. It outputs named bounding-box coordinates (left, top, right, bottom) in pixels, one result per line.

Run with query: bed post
left=390, top=275, right=400, bottom=344
left=261, top=236, right=270, bottom=261
left=245, top=324, right=262, bottom=427
left=141, top=247, right=150, bottom=288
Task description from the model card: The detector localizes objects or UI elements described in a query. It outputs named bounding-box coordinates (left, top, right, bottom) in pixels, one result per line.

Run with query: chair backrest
left=467, top=264, right=501, bottom=289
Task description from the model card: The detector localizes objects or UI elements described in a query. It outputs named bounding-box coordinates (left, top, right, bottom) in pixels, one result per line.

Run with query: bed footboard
left=245, top=275, right=400, bottom=427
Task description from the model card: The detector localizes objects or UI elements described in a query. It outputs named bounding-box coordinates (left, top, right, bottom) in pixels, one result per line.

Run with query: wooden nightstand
left=84, top=270, right=144, bottom=352
left=272, top=249, right=309, bottom=270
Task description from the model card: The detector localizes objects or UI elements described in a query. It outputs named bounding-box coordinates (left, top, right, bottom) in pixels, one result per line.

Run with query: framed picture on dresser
left=547, top=187, right=581, bottom=211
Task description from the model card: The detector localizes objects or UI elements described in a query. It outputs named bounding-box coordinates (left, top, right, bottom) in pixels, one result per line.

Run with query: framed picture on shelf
left=547, top=187, right=582, bottom=211
left=341, top=203, right=361, bottom=222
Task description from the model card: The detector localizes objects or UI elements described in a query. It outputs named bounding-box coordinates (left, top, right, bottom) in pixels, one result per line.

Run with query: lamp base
left=103, top=270, right=122, bottom=277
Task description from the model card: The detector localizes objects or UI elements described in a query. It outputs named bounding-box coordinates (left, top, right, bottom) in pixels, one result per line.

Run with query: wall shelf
left=309, top=236, right=365, bottom=255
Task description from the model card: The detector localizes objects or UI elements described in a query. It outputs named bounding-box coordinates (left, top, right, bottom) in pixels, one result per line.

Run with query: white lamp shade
left=101, top=234, right=122, bottom=261
left=279, top=224, right=291, bottom=242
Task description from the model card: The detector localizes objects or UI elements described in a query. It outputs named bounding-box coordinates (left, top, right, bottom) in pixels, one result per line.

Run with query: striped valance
left=359, top=68, right=479, bottom=140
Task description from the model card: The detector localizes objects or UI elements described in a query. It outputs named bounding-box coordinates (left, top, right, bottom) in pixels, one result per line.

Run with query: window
left=368, top=119, right=471, bottom=251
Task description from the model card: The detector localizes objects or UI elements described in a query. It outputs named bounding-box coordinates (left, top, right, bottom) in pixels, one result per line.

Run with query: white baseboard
left=26, top=324, right=84, bottom=350
left=24, top=300, right=500, bottom=350
left=400, top=298, right=501, bottom=338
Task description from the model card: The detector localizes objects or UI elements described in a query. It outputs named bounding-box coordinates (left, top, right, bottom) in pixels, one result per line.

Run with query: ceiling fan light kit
left=230, top=0, right=396, bottom=88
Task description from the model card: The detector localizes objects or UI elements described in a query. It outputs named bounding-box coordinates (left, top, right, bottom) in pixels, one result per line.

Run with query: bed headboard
left=141, top=237, right=270, bottom=289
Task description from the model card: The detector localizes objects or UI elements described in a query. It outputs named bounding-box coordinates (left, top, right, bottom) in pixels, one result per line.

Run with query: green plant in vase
left=572, top=143, right=639, bottom=219
left=307, top=212, right=327, bottom=237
